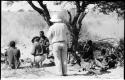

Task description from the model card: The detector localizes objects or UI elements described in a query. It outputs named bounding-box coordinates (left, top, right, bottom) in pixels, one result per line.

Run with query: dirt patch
left=1, top=63, right=124, bottom=79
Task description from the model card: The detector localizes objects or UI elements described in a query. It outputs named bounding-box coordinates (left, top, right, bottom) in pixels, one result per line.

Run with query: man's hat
left=50, top=14, right=62, bottom=22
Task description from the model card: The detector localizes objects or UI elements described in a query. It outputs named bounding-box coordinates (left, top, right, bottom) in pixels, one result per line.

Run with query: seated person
left=81, top=40, right=94, bottom=72
left=39, top=31, right=49, bottom=57
left=31, top=36, right=46, bottom=68
left=93, top=50, right=108, bottom=71
left=106, top=53, right=117, bottom=69
left=4, top=41, right=21, bottom=69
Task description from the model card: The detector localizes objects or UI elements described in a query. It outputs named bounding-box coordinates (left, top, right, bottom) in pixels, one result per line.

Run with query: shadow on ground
left=18, top=62, right=55, bottom=69
left=42, top=62, right=55, bottom=68
left=69, top=70, right=111, bottom=76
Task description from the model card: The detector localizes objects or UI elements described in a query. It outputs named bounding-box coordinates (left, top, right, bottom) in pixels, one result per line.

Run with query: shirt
left=82, top=46, right=93, bottom=60
left=39, top=36, right=49, bottom=53
left=31, top=42, right=43, bottom=56
left=39, top=36, right=49, bottom=46
left=47, top=22, right=69, bottom=45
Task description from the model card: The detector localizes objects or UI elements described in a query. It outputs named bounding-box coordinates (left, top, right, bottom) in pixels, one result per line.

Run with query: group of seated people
left=67, top=40, right=118, bottom=74
left=3, top=31, right=50, bottom=69
left=2, top=31, right=119, bottom=72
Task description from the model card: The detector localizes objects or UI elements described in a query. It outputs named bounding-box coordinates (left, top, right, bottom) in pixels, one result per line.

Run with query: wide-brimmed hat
left=31, top=36, right=40, bottom=43
left=50, top=14, right=62, bottom=22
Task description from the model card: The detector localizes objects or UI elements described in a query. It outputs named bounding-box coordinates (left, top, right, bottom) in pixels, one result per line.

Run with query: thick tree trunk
left=70, top=24, right=80, bottom=61
left=72, top=34, right=79, bottom=51
left=69, top=12, right=86, bottom=62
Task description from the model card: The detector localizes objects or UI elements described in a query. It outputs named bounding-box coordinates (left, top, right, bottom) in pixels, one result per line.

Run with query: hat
left=50, top=14, right=62, bottom=22
left=31, top=36, right=40, bottom=43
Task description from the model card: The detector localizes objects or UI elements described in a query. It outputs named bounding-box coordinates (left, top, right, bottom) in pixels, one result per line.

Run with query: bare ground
left=1, top=62, right=124, bottom=80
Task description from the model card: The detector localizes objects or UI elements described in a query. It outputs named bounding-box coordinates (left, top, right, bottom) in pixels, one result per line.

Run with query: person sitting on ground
left=93, top=49, right=108, bottom=71
left=81, top=40, right=94, bottom=72
left=39, top=31, right=49, bottom=58
left=106, top=53, right=117, bottom=69
left=31, top=36, right=46, bottom=68
left=4, top=41, right=21, bottom=69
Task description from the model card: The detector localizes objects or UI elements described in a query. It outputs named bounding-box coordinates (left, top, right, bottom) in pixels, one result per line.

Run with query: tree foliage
left=93, top=1, right=124, bottom=18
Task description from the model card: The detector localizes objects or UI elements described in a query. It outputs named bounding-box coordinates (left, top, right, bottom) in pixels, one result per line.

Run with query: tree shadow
left=42, top=62, right=55, bottom=68
left=18, top=65, right=32, bottom=69
left=68, top=70, right=111, bottom=76
left=18, top=62, right=55, bottom=69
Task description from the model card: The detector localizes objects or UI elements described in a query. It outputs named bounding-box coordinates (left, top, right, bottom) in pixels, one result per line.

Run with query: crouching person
left=106, top=53, right=117, bottom=69
left=93, top=50, right=108, bottom=71
left=4, top=41, right=21, bottom=69
left=31, top=36, right=46, bottom=68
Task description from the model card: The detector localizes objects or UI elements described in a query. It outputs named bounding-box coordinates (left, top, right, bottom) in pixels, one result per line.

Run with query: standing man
left=4, top=41, right=21, bottom=69
left=47, top=13, right=69, bottom=76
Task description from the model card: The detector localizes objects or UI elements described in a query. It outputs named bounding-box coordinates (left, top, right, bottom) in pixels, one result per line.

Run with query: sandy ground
left=1, top=62, right=124, bottom=80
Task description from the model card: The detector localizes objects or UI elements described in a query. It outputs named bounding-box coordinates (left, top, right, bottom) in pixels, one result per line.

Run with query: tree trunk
left=70, top=24, right=80, bottom=61
left=69, top=12, right=86, bottom=62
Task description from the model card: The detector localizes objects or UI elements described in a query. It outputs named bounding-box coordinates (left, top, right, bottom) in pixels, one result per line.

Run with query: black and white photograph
left=1, top=1, right=124, bottom=80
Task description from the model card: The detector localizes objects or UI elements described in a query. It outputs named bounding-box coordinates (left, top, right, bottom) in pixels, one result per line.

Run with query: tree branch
left=81, top=1, right=88, bottom=12
left=63, top=20, right=73, bottom=34
left=27, top=1, right=52, bottom=26
left=37, top=1, right=51, bottom=19
left=77, top=12, right=87, bottom=39
left=77, top=12, right=87, bottom=27
left=37, top=1, right=52, bottom=26
left=72, top=1, right=81, bottom=25
left=67, top=10, right=72, bottom=24
left=75, top=1, right=81, bottom=13
left=27, top=1, right=44, bottom=15
left=72, top=13, right=81, bottom=26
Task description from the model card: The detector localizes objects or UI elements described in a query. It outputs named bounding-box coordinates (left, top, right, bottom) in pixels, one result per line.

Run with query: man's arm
left=65, top=24, right=70, bottom=44
left=46, top=27, right=53, bottom=44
